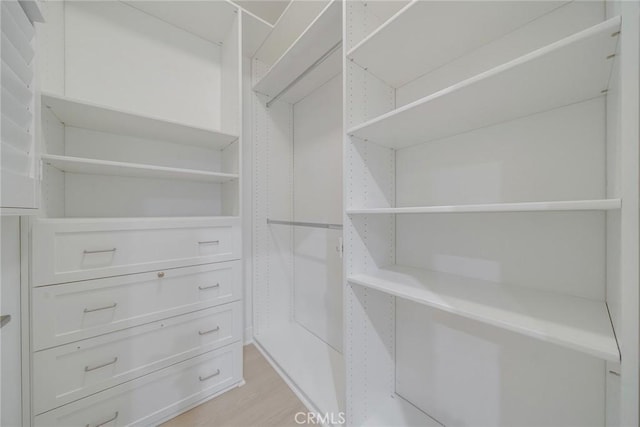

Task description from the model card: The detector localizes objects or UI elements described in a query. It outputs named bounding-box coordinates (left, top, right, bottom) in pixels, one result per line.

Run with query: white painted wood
left=33, top=302, right=241, bottom=415
left=345, top=0, right=410, bottom=52
left=41, top=154, right=238, bottom=184
left=396, top=212, right=605, bottom=300
left=31, top=217, right=241, bottom=286
left=347, top=199, right=620, bottom=215
left=42, top=92, right=238, bottom=150
left=277, top=47, right=341, bottom=105
left=396, top=300, right=606, bottom=427
left=124, top=1, right=237, bottom=45
left=255, top=321, right=344, bottom=417
left=1, top=217, right=23, bottom=427
left=348, top=18, right=620, bottom=148
left=394, top=98, right=606, bottom=208
left=33, top=343, right=243, bottom=427
left=253, top=0, right=329, bottom=67
left=253, top=1, right=341, bottom=103
left=32, top=261, right=241, bottom=350
left=395, top=1, right=604, bottom=108
left=64, top=1, right=223, bottom=132
left=347, top=1, right=567, bottom=88
left=242, top=10, right=273, bottom=58
left=349, top=264, right=618, bottom=362
left=1, top=0, right=38, bottom=210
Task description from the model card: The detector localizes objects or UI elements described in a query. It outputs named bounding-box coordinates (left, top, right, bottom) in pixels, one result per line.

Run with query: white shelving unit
left=253, top=0, right=341, bottom=105
left=28, top=1, right=245, bottom=425
left=42, top=93, right=238, bottom=149
left=250, top=0, right=344, bottom=419
left=344, top=1, right=639, bottom=426
left=349, top=265, right=619, bottom=362
left=348, top=17, right=620, bottom=148
left=347, top=199, right=621, bottom=215
left=41, top=154, right=239, bottom=183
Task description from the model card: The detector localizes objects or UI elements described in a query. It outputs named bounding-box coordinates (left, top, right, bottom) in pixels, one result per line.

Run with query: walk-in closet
left=0, top=1, right=638, bottom=426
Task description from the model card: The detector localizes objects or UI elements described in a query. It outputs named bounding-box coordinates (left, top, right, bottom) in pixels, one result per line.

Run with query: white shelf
left=42, top=93, right=238, bottom=149
left=347, top=199, right=622, bottom=215
left=346, top=1, right=567, bottom=88
left=254, top=322, right=344, bottom=417
left=361, top=394, right=441, bottom=427
left=253, top=0, right=341, bottom=104
left=42, top=154, right=238, bottom=183
left=124, top=0, right=237, bottom=45
left=348, top=17, right=621, bottom=149
left=348, top=265, right=619, bottom=362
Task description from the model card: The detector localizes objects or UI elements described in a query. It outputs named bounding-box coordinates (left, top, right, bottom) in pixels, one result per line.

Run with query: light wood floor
left=161, top=344, right=315, bottom=427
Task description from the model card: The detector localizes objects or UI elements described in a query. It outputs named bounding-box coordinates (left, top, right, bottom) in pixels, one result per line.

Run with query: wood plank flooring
left=161, top=344, right=316, bottom=427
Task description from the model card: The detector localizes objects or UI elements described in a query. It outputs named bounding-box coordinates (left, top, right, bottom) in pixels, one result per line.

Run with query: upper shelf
left=347, top=199, right=622, bottom=215
left=42, top=93, right=238, bottom=149
left=347, top=17, right=621, bottom=149
left=124, top=1, right=237, bottom=45
left=348, top=265, right=619, bottom=362
left=42, top=154, right=238, bottom=184
left=346, top=1, right=567, bottom=88
left=253, top=0, right=342, bottom=105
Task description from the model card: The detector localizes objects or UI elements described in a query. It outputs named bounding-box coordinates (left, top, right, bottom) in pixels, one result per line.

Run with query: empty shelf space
left=253, top=0, right=341, bottom=105
left=348, top=265, right=619, bottom=362
left=41, top=154, right=238, bottom=183
left=346, top=1, right=567, bottom=88
left=42, top=93, right=238, bottom=149
left=347, top=17, right=621, bottom=149
left=347, top=199, right=622, bottom=215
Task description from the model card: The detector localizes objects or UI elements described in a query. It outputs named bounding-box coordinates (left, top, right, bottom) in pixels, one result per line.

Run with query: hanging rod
left=266, top=40, right=343, bottom=108
left=267, top=219, right=343, bottom=230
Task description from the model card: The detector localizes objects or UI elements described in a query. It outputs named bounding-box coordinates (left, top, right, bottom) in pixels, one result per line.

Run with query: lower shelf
left=360, top=394, right=441, bottom=427
left=254, top=321, right=344, bottom=416
left=348, top=265, right=619, bottom=362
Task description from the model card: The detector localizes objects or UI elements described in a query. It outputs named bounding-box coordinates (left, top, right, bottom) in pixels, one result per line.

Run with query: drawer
left=33, top=302, right=242, bottom=415
left=32, top=217, right=241, bottom=286
left=34, top=343, right=243, bottom=426
left=32, top=261, right=241, bottom=350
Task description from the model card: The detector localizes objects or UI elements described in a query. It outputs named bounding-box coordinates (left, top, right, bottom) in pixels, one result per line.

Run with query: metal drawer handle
left=199, top=369, right=220, bottom=381
left=198, top=240, right=219, bottom=245
left=84, top=302, right=117, bottom=313
left=198, top=326, right=220, bottom=335
left=83, top=248, right=116, bottom=255
left=198, top=283, right=220, bottom=290
left=86, top=411, right=118, bottom=427
left=85, top=357, right=118, bottom=372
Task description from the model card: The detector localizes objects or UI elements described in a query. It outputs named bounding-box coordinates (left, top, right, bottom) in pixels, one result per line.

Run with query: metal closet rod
left=266, top=40, right=343, bottom=108
left=267, top=219, right=343, bottom=230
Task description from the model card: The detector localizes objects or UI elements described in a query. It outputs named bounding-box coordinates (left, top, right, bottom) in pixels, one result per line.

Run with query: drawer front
left=33, top=261, right=241, bottom=350
left=32, top=217, right=241, bottom=286
left=34, top=343, right=242, bottom=427
left=33, top=302, right=241, bottom=415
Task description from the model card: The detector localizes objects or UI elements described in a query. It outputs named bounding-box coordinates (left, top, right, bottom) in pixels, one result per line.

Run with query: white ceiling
left=235, top=0, right=291, bottom=25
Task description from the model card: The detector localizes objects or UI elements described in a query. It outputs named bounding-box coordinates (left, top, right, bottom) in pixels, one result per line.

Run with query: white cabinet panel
left=34, top=343, right=242, bottom=427
left=33, top=261, right=241, bottom=350
left=32, top=217, right=241, bottom=286
left=33, top=302, right=241, bottom=414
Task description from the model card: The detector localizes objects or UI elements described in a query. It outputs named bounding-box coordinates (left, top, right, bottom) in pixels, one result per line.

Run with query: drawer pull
left=198, top=283, right=220, bottom=290
left=199, top=369, right=220, bottom=381
left=86, top=411, right=118, bottom=427
left=83, top=248, right=117, bottom=255
left=84, top=302, right=117, bottom=313
left=85, top=357, right=118, bottom=372
left=198, top=326, right=220, bottom=335
left=198, top=240, right=220, bottom=245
